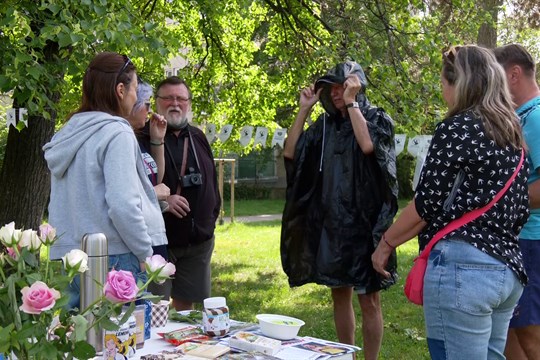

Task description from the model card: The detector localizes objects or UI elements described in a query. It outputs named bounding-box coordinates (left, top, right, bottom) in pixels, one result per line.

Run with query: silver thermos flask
left=81, top=233, right=108, bottom=354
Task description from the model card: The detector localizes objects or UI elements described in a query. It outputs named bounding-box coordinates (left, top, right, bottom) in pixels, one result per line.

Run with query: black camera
left=180, top=167, right=203, bottom=188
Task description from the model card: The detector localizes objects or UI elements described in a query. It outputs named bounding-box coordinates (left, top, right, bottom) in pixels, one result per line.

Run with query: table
left=133, top=321, right=356, bottom=360
left=136, top=321, right=185, bottom=358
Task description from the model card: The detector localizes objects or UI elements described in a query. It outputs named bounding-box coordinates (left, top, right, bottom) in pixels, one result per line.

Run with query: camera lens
left=191, top=174, right=202, bottom=185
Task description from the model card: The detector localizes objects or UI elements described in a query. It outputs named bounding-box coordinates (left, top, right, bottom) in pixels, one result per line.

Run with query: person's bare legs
left=505, top=328, right=528, bottom=360
left=357, top=291, right=383, bottom=360
left=172, top=298, right=193, bottom=311
left=331, top=287, right=355, bottom=345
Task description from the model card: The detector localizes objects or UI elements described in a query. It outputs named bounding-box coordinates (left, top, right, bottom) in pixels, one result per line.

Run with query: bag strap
left=419, top=149, right=524, bottom=259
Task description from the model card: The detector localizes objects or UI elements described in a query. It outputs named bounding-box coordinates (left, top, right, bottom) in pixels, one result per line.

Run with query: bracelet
left=382, top=235, right=396, bottom=249
left=150, top=139, right=164, bottom=146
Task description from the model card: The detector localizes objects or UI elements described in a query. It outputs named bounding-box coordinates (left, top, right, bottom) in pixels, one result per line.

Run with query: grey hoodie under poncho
left=43, top=111, right=166, bottom=261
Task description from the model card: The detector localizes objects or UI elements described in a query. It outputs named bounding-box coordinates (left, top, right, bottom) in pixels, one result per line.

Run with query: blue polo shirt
left=519, top=96, right=540, bottom=240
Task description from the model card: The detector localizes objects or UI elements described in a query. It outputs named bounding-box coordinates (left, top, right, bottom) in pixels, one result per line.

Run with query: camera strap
left=164, top=137, right=189, bottom=196
left=177, top=140, right=189, bottom=195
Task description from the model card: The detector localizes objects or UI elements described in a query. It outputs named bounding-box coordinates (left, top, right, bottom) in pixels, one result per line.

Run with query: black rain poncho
left=281, top=61, right=399, bottom=292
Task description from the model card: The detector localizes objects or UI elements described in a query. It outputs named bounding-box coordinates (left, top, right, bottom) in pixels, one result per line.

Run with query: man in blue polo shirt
left=494, top=44, right=540, bottom=359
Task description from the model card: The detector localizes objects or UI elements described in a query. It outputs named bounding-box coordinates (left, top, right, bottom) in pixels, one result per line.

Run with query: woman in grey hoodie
left=43, top=52, right=167, bottom=308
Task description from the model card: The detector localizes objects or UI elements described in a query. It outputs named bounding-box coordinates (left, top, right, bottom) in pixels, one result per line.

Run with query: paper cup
left=151, top=300, right=169, bottom=328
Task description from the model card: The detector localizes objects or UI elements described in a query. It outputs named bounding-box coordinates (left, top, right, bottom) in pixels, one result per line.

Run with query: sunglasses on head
left=118, top=55, right=132, bottom=75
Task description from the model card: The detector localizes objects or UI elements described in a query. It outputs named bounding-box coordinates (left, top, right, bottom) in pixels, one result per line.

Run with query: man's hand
left=166, top=194, right=191, bottom=218
left=342, top=74, right=362, bottom=104
left=299, top=85, right=322, bottom=111
left=154, top=183, right=170, bottom=201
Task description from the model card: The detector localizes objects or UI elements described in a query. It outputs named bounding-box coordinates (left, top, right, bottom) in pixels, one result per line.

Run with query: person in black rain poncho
left=281, top=61, right=398, bottom=359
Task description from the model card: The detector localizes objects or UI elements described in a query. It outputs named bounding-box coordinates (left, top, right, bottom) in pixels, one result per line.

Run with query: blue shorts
left=509, top=239, right=540, bottom=328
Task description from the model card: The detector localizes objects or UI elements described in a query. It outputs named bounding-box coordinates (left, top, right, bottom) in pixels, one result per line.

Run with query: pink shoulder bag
left=404, top=149, right=524, bottom=305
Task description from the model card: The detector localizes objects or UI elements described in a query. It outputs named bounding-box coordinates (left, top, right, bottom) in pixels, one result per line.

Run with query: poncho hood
left=315, top=61, right=369, bottom=115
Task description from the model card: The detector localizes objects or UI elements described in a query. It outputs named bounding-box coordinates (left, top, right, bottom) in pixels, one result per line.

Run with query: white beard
left=167, top=110, right=193, bottom=130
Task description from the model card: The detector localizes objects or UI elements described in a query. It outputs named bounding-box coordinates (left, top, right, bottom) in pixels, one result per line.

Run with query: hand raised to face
left=342, top=74, right=362, bottom=105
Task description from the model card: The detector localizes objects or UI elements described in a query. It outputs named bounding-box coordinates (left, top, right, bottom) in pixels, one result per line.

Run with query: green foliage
left=222, top=183, right=272, bottom=201
left=0, top=0, right=179, bottom=124
left=1, top=0, right=538, bottom=147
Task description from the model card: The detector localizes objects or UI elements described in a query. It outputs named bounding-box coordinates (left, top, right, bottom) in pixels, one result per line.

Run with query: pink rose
left=39, top=223, right=57, bottom=245
left=103, top=270, right=139, bottom=303
left=19, top=281, right=61, bottom=314
left=145, top=255, right=176, bottom=284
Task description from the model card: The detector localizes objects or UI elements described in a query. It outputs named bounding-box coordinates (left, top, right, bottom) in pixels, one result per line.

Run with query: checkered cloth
left=151, top=300, right=169, bottom=328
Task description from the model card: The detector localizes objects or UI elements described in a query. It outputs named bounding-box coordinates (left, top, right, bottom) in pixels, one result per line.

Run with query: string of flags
left=205, top=124, right=287, bottom=149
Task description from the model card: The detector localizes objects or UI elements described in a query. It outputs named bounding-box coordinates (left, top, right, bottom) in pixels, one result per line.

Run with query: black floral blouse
left=414, top=110, right=529, bottom=284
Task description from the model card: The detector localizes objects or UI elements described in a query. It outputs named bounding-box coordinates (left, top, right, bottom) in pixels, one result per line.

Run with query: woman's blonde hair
left=442, top=45, right=523, bottom=149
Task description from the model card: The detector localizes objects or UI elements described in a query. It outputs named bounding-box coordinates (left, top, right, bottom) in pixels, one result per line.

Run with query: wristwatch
left=346, top=102, right=359, bottom=109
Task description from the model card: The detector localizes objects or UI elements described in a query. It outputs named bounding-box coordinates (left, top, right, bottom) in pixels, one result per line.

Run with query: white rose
left=12, top=229, right=22, bottom=246
left=19, top=229, right=41, bottom=251
left=0, top=222, right=17, bottom=246
left=62, top=249, right=89, bottom=273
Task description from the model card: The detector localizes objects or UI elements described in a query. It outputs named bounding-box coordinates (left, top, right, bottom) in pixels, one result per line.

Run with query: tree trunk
left=0, top=112, right=55, bottom=229
left=477, top=0, right=503, bottom=48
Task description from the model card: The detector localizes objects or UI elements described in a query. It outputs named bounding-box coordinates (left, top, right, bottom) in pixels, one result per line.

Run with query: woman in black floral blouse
left=372, top=45, right=530, bottom=359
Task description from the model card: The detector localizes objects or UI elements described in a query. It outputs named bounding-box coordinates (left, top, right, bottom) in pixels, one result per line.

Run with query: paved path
left=218, top=214, right=282, bottom=224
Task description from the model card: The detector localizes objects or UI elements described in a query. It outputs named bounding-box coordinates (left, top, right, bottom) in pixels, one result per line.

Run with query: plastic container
left=135, top=297, right=152, bottom=340
left=256, top=314, right=305, bottom=340
left=202, top=297, right=230, bottom=336
left=133, top=305, right=146, bottom=349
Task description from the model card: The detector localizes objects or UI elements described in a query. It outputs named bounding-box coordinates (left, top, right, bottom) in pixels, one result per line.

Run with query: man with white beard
left=150, top=76, right=220, bottom=310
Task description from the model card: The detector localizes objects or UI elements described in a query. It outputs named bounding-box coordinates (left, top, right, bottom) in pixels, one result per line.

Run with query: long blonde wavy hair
left=442, top=45, right=523, bottom=149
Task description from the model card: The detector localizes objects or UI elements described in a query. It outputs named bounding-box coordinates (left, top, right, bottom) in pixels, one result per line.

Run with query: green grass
left=212, top=207, right=430, bottom=359
left=221, top=199, right=285, bottom=217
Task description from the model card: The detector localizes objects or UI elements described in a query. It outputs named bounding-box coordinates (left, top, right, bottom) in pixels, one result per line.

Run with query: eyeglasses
left=118, top=55, right=132, bottom=75
left=156, top=95, right=190, bottom=103
left=442, top=46, right=462, bottom=63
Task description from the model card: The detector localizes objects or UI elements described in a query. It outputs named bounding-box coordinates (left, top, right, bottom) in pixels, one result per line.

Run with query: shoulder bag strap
left=420, top=149, right=524, bottom=259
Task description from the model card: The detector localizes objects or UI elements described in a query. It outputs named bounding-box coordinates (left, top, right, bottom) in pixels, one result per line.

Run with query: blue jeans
left=67, top=252, right=147, bottom=309
left=423, top=240, right=523, bottom=360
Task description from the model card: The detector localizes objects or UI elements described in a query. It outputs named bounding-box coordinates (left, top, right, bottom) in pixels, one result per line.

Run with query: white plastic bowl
left=256, top=314, right=305, bottom=340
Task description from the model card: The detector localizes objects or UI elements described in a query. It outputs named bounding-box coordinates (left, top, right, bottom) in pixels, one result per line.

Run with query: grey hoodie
left=43, top=111, right=166, bottom=262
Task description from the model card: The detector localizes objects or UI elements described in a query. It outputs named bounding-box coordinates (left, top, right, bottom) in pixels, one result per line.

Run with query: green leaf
left=144, top=22, right=157, bottom=31
left=16, top=120, right=27, bottom=131
left=0, top=324, right=15, bottom=352
left=58, top=33, right=72, bottom=48
left=100, top=316, right=120, bottom=331
left=70, top=314, right=89, bottom=342
left=28, top=341, right=59, bottom=358
left=73, top=341, right=96, bottom=360
left=20, top=248, right=39, bottom=268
